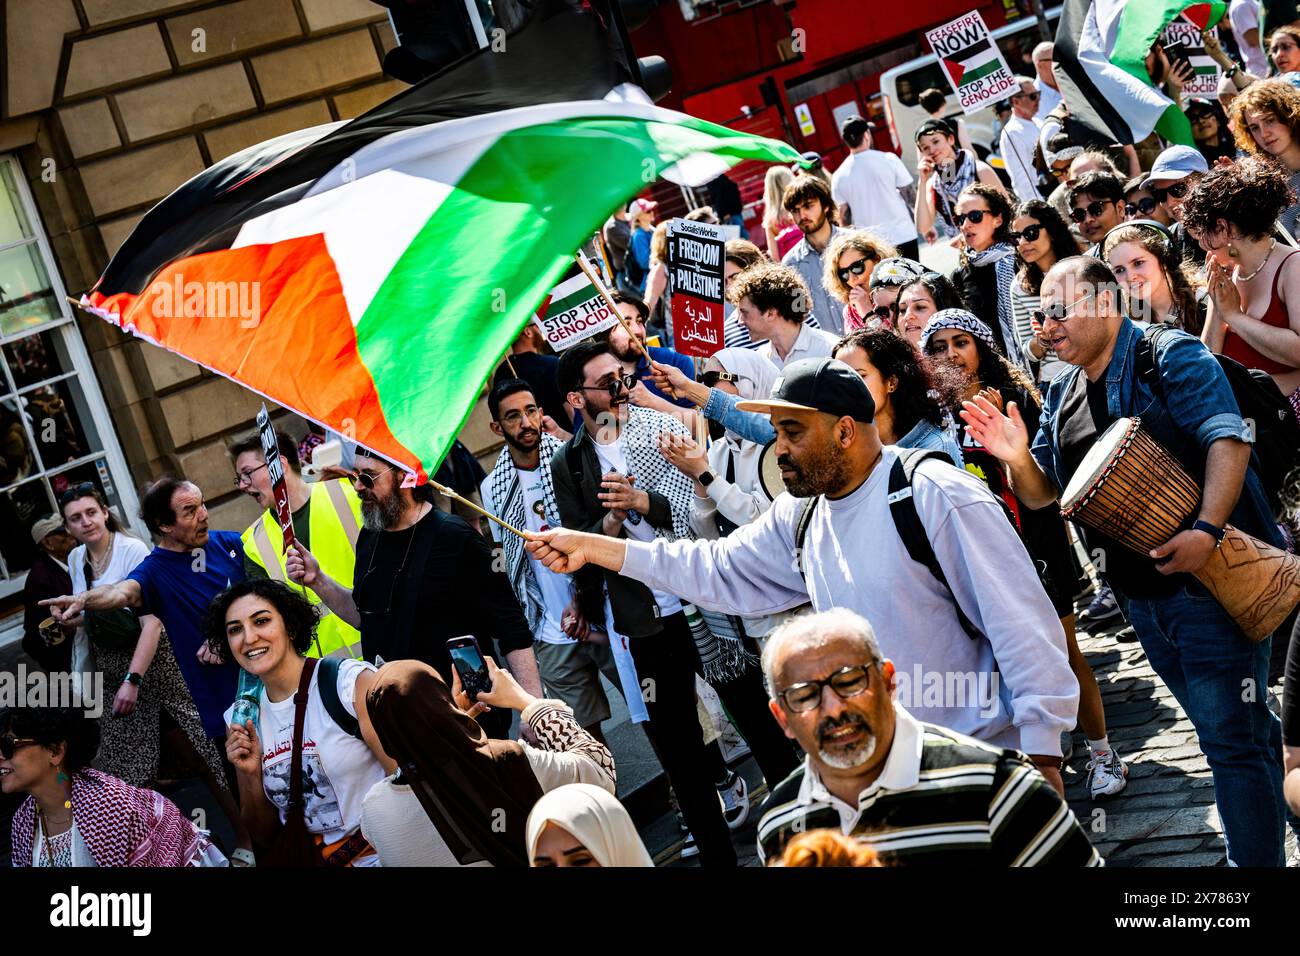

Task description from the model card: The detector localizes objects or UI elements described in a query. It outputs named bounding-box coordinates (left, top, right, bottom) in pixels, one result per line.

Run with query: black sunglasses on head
left=1125, top=196, right=1159, bottom=217
left=57, top=482, right=97, bottom=507
left=1013, top=223, right=1044, bottom=243
left=1152, top=181, right=1190, bottom=203
left=837, top=259, right=870, bottom=284
left=1070, top=200, right=1113, bottom=223
left=953, top=209, right=990, bottom=226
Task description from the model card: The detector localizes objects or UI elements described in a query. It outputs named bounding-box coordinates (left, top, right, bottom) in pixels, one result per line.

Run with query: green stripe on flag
left=354, top=114, right=799, bottom=476
left=960, top=57, right=1004, bottom=86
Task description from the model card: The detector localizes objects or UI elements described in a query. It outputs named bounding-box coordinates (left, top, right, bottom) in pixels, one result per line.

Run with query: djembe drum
left=1059, top=417, right=1300, bottom=641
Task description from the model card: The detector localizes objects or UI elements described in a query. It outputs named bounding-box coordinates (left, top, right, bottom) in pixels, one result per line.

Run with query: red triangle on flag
left=535, top=293, right=553, bottom=319
left=944, top=57, right=966, bottom=85
left=1181, top=3, right=1214, bottom=30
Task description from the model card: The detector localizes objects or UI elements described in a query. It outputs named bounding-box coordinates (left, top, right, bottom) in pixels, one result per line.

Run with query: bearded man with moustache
left=287, top=448, right=541, bottom=739
left=754, top=608, right=1099, bottom=866
left=528, top=356, right=1079, bottom=794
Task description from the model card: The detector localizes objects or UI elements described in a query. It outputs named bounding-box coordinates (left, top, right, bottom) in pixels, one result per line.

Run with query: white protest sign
left=927, top=10, right=1017, bottom=114
left=666, top=218, right=726, bottom=358
left=1161, top=17, right=1221, bottom=100
left=532, top=259, right=619, bottom=351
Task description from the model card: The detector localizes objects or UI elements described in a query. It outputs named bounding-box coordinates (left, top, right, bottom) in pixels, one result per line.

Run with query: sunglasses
left=1013, top=224, right=1044, bottom=243
left=233, top=462, right=269, bottom=489
left=837, top=259, right=871, bottom=284
left=1031, top=292, right=1093, bottom=325
left=0, top=736, right=39, bottom=760
left=698, top=370, right=742, bottom=388
left=1070, top=200, right=1115, bottom=223
left=1125, top=197, right=1159, bottom=217
left=352, top=465, right=396, bottom=490
left=778, top=662, right=878, bottom=713
left=57, top=481, right=97, bottom=507
left=1152, top=181, right=1189, bottom=203
left=953, top=209, right=991, bottom=226
left=579, top=373, right=637, bottom=399
left=1051, top=164, right=1071, bottom=178
left=1014, top=90, right=1040, bottom=101
left=872, top=302, right=899, bottom=323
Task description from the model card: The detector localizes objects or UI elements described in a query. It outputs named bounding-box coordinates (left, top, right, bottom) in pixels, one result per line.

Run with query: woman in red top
left=1184, top=156, right=1300, bottom=420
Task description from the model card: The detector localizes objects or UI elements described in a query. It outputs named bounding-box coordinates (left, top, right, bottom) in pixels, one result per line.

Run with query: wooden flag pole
left=575, top=251, right=649, bottom=361
left=429, top=478, right=528, bottom=539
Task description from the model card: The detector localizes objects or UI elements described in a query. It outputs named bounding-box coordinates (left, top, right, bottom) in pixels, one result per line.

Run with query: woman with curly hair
left=1010, top=200, right=1081, bottom=385
left=948, top=183, right=1029, bottom=371
left=1183, top=155, right=1300, bottom=411
left=1229, top=80, right=1300, bottom=236
left=923, top=309, right=1126, bottom=797
left=3, top=706, right=226, bottom=866
left=823, top=229, right=899, bottom=332
left=207, top=578, right=394, bottom=866
left=1102, top=221, right=1207, bottom=334
left=831, top=328, right=962, bottom=465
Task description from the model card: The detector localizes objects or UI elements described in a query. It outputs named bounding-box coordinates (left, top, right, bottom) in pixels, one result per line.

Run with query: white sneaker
left=718, top=770, right=750, bottom=830
left=1086, top=749, right=1128, bottom=798
left=679, top=831, right=699, bottom=859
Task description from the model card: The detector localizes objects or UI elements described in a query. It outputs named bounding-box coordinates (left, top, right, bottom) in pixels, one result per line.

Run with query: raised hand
left=959, top=396, right=1031, bottom=463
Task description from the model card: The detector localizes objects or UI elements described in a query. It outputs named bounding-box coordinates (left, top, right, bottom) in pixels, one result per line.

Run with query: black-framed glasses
left=1032, top=292, right=1093, bottom=325
left=778, top=662, right=879, bottom=713
left=1013, top=224, right=1044, bottom=243
left=579, top=373, right=636, bottom=398
left=872, top=302, right=898, bottom=323
left=1125, top=197, right=1158, bottom=217
left=1013, top=89, right=1040, bottom=101
left=953, top=209, right=990, bottom=226
left=0, top=736, right=39, bottom=760
left=1152, top=181, right=1189, bottom=203
left=57, top=481, right=97, bottom=507
left=352, top=465, right=396, bottom=490
left=498, top=404, right=541, bottom=427
left=699, top=370, right=742, bottom=388
left=233, top=462, right=269, bottom=489
left=836, top=259, right=870, bottom=284
left=1070, top=201, right=1111, bottom=223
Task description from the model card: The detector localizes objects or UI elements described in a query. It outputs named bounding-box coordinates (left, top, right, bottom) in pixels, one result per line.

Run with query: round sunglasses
left=1012, top=224, right=1044, bottom=243
left=1152, top=181, right=1189, bottom=203
left=1125, top=196, right=1159, bottom=217
left=1069, top=200, right=1113, bottom=223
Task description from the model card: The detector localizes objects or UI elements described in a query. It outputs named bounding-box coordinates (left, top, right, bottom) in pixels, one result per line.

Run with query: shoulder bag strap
left=288, top=658, right=318, bottom=814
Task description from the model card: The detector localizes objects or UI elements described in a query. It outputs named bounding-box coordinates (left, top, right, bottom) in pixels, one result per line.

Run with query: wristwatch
left=123, top=672, right=143, bottom=687
left=1192, top=519, right=1226, bottom=549
left=699, top=470, right=715, bottom=488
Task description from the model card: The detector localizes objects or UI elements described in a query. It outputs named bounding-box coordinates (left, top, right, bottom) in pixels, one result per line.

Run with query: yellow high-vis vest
left=241, top=479, right=363, bottom=659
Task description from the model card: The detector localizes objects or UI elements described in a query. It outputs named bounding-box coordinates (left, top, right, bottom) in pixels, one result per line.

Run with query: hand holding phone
left=447, top=636, right=492, bottom=702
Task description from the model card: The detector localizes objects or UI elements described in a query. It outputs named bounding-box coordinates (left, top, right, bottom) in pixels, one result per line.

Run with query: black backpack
left=317, top=656, right=362, bottom=740
left=794, top=447, right=983, bottom=642
left=1136, top=324, right=1300, bottom=519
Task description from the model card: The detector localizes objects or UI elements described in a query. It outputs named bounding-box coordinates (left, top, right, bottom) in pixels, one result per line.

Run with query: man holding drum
left=960, top=255, right=1290, bottom=867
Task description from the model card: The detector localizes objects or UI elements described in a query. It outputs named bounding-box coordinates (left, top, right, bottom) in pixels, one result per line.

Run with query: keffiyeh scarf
left=920, top=307, right=1000, bottom=354
left=962, top=243, right=1027, bottom=371
left=12, top=768, right=212, bottom=867
left=930, top=149, right=978, bottom=229
left=484, top=432, right=565, bottom=636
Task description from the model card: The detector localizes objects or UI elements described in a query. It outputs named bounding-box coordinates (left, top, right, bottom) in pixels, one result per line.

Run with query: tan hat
left=30, top=514, right=65, bottom=546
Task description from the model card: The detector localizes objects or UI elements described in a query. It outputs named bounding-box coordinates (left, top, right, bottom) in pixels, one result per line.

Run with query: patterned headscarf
left=919, top=308, right=999, bottom=354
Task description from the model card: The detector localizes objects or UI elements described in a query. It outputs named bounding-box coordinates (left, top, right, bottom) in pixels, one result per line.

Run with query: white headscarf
left=708, top=348, right=781, bottom=494
left=525, top=784, right=653, bottom=868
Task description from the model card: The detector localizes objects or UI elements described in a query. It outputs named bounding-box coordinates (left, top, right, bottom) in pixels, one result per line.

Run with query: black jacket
left=550, top=424, right=678, bottom=638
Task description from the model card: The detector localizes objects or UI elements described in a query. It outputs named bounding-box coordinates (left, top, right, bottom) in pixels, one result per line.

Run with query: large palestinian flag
left=1054, top=0, right=1227, bottom=147
left=83, top=4, right=800, bottom=481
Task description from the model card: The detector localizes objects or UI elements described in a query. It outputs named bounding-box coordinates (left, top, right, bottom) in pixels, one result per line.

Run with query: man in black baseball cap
left=526, top=355, right=1079, bottom=791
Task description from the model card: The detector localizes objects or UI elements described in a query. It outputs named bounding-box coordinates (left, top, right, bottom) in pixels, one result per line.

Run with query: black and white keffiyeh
left=960, top=242, right=1027, bottom=371
left=484, top=432, right=565, bottom=636
left=920, top=307, right=999, bottom=354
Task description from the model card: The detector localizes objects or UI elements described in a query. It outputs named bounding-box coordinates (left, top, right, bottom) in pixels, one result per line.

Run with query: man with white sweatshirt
left=528, top=356, right=1079, bottom=794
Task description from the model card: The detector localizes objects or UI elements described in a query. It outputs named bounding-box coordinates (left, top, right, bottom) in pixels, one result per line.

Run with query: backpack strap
left=288, top=658, right=318, bottom=812
left=793, top=494, right=821, bottom=582
left=1135, top=323, right=1174, bottom=398
left=888, top=447, right=983, bottom=642
left=316, top=656, right=363, bottom=740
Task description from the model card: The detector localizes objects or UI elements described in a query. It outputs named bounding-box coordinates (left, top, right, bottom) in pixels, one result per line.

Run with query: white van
left=880, top=7, right=1062, bottom=176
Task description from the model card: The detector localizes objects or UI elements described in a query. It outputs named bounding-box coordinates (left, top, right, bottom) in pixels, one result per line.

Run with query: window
left=0, top=156, right=141, bottom=598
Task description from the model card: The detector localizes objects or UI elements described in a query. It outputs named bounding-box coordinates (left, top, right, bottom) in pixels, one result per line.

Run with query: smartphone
left=446, top=636, right=492, bottom=701
left=1163, top=40, right=1193, bottom=72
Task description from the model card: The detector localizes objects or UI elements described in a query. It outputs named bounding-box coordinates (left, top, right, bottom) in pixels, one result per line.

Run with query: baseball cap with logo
left=736, top=357, right=875, bottom=424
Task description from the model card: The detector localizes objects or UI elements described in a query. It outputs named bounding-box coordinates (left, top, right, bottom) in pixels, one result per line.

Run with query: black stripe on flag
left=945, top=35, right=992, bottom=63
left=1053, top=0, right=1134, bottom=146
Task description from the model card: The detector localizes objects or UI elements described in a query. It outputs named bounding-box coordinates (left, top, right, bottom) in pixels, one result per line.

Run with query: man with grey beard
left=754, top=608, right=1099, bottom=866
left=288, top=448, right=542, bottom=738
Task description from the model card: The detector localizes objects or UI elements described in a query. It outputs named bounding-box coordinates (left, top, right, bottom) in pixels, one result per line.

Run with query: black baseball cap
left=736, top=357, right=875, bottom=424
left=914, top=118, right=956, bottom=143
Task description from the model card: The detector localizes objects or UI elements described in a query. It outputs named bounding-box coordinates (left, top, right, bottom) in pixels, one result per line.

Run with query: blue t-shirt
left=638, top=346, right=697, bottom=409
left=128, top=530, right=246, bottom=738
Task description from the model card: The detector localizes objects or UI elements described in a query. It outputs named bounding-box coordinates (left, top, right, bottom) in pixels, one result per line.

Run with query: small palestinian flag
left=79, top=3, right=800, bottom=481
left=944, top=34, right=1005, bottom=89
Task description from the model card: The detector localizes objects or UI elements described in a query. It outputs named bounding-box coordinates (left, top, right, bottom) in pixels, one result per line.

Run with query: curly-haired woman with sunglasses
left=949, top=184, right=1029, bottom=373
left=3, top=707, right=226, bottom=866
left=1010, top=200, right=1082, bottom=386
left=822, top=229, right=899, bottom=333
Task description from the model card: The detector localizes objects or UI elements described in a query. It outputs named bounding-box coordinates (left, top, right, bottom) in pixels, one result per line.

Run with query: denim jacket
left=703, top=387, right=776, bottom=445
left=1030, top=319, right=1280, bottom=546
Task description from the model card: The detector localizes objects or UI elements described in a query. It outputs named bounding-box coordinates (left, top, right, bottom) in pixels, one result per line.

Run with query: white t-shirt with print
left=517, top=465, right=577, bottom=645
left=69, top=532, right=151, bottom=592
left=224, top=658, right=385, bottom=857
left=590, top=436, right=683, bottom=617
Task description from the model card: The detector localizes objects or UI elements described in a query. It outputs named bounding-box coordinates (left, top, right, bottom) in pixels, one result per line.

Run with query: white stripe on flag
left=1078, top=1, right=1172, bottom=143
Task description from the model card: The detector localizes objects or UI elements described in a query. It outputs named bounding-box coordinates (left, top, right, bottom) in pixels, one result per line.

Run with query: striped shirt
left=722, top=305, right=823, bottom=350
left=756, top=703, right=1103, bottom=867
